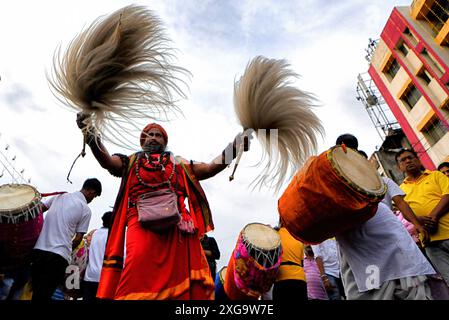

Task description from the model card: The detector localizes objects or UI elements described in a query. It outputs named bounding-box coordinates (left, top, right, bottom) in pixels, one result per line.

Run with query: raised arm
left=76, top=113, right=123, bottom=176
left=189, top=132, right=251, bottom=181
left=189, top=157, right=229, bottom=181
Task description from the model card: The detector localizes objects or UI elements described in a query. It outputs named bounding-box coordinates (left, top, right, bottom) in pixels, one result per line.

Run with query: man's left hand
left=322, top=276, right=334, bottom=292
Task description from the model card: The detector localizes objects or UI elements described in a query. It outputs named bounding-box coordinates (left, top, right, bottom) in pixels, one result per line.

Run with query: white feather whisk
left=48, top=4, right=189, bottom=150
left=232, top=56, right=324, bottom=191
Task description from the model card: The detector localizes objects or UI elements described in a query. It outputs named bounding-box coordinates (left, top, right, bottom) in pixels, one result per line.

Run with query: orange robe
left=97, top=153, right=214, bottom=300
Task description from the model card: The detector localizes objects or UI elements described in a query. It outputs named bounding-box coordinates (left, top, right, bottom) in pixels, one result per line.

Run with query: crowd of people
left=4, top=3, right=449, bottom=303
left=0, top=126, right=448, bottom=301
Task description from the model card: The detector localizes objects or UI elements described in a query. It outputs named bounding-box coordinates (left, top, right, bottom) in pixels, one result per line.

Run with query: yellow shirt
left=400, top=170, right=449, bottom=242
left=276, top=227, right=306, bottom=282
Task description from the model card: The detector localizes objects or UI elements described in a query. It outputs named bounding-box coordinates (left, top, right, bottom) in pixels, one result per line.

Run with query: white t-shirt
left=34, top=191, right=92, bottom=263
left=381, top=177, right=405, bottom=210
left=84, top=227, right=108, bottom=282
left=311, top=239, right=340, bottom=278
left=336, top=202, right=435, bottom=292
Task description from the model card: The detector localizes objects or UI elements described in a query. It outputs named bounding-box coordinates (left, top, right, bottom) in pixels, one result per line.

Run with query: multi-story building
left=368, top=0, right=449, bottom=169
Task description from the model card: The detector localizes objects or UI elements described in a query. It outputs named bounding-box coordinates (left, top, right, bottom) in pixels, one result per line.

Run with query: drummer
left=335, top=133, right=358, bottom=150
left=336, top=200, right=436, bottom=299
left=76, top=113, right=251, bottom=300
left=30, top=178, right=102, bottom=301
left=331, top=136, right=435, bottom=299
left=337, top=134, right=428, bottom=243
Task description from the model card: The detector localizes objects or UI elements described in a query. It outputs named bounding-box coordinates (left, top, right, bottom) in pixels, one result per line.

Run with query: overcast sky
left=0, top=0, right=411, bottom=270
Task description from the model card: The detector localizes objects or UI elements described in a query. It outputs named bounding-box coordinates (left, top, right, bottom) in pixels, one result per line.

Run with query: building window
left=422, top=117, right=448, bottom=146
left=404, top=27, right=418, bottom=46
left=397, top=40, right=409, bottom=56
left=400, top=84, right=422, bottom=110
left=383, top=58, right=401, bottom=80
left=441, top=100, right=449, bottom=119
left=418, top=68, right=432, bottom=85
left=421, top=48, right=445, bottom=76
left=443, top=100, right=449, bottom=109
left=426, top=1, right=449, bottom=36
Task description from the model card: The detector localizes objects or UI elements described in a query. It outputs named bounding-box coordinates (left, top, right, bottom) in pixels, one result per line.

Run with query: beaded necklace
left=135, top=152, right=176, bottom=189
left=141, top=151, right=169, bottom=170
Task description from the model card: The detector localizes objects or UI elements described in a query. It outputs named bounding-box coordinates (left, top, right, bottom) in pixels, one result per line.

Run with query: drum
left=0, top=184, right=43, bottom=273
left=214, top=266, right=229, bottom=301
left=224, top=223, right=282, bottom=300
left=278, top=145, right=386, bottom=244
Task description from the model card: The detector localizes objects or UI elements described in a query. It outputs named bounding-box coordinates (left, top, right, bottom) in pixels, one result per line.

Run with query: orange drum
left=224, top=258, right=251, bottom=300
left=224, top=223, right=281, bottom=300
left=278, top=145, right=386, bottom=244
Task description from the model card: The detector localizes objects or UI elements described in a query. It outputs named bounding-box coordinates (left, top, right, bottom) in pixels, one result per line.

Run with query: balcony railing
left=411, top=0, right=435, bottom=20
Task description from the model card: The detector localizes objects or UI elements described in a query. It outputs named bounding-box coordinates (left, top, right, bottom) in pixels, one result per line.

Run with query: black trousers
left=208, top=262, right=217, bottom=282
left=273, top=279, right=308, bottom=302
left=82, top=280, right=99, bottom=301
left=30, top=249, right=68, bottom=301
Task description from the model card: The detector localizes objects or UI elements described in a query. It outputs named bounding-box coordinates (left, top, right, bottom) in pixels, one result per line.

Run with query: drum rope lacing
left=0, top=204, right=41, bottom=224
left=242, top=237, right=282, bottom=268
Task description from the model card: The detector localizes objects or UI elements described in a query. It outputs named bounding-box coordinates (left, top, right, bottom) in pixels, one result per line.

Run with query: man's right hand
left=76, top=112, right=91, bottom=130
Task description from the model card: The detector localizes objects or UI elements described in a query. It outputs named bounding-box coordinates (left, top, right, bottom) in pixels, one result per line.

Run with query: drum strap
left=280, top=261, right=303, bottom=267
left=41, top=191, right=67, bottom=197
